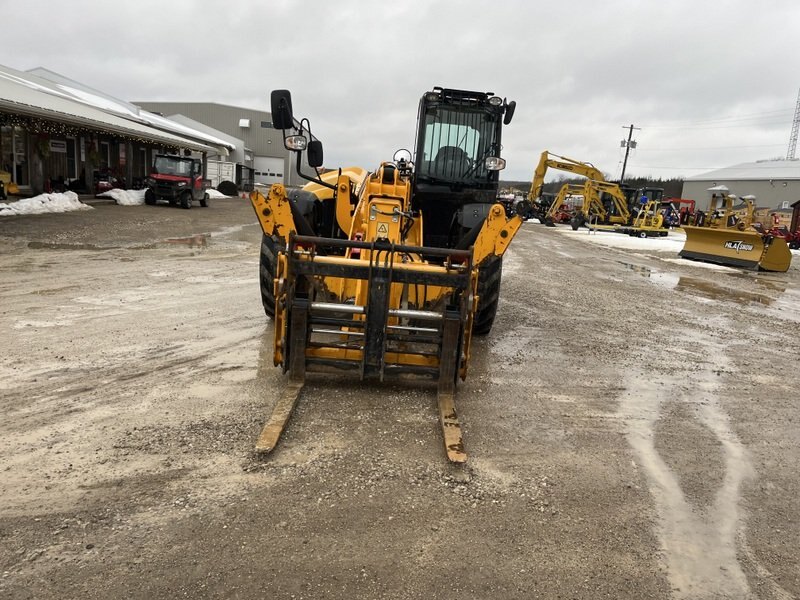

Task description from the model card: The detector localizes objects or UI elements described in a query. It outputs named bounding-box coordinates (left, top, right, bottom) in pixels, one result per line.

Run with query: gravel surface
left=0, top=200, right=798, bottom=599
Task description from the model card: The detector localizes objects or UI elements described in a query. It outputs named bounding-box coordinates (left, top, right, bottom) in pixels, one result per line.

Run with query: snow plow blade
left=679, top=226, right=792, bottom=272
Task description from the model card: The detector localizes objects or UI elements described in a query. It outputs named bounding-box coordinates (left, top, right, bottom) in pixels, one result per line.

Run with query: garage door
left=254, top=157, right=285, bottom=186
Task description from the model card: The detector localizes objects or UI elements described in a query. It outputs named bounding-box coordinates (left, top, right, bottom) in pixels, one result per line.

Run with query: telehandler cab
left=250, top=87, right=521, bottom=462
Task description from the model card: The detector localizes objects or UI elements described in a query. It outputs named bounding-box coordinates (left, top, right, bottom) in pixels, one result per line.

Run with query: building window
left=260, top=121, right=272, bottom=128
left=782, top=201, right=790, bottom=209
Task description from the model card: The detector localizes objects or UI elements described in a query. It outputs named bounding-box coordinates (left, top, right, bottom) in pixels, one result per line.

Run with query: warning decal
left=377, top=223, right=389, bottom=237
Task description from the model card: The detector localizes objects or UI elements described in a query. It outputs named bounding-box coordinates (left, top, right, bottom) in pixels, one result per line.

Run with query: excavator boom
left=528, top=150, right=605, bottom=203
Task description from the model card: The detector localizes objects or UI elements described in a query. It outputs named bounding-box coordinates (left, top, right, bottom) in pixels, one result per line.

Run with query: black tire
left=259, top=233, right=278, bottom=318
left=144, top=189, right=156, bottom=205
left=180, top=191, right=193, bottom=209
left=472, top=256, right=502, bottom=336
left=200, top=193, right=209, bottom=208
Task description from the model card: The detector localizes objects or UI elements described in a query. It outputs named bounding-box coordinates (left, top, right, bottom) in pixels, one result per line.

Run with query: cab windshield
left=153, top=156, right=194, bottom=177
left=417, top=107, right=499, bottom=181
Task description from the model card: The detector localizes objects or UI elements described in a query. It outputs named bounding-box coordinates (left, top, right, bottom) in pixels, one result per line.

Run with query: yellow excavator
left=522, top=151, right=666, bottom=236
left=571, top=179, right=632, bottom=230
left=250, top=88, right=522, bottom=462
left=561, top=180, right=667, bottom=237
left=540, top=183, right=585, bottom=224
left=679, top=191, right=792, bottom=271
left=518, top=151, right=605, bottom=225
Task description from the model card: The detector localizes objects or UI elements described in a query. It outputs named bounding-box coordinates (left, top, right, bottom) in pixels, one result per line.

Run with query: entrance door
left=66, top=137, right=77, bottom=180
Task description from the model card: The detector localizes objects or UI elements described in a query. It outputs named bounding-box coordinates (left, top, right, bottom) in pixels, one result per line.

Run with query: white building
left=681, top=159, right=800, bottom=212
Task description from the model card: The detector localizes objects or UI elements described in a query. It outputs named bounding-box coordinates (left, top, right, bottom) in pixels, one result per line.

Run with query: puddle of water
left=675, top=277, right=774, bottom=306
left=31, top=285, right=81, bottom=296
left=618, top=261, right=653, bottom=277
left=160, top=234, right=209, bottom=248
left=27, top=225, right=256, bottom=253
left=27, top=242, right=118, bottom=251
left=209, top=223, right=262, bottom=243
left=621, top=259, right=784, bottom=309
left=726, top=272, right=787, bottom=293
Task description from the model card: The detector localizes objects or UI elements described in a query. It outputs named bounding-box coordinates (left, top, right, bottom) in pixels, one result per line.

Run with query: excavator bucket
left=680, top=226, right=792, bottom=272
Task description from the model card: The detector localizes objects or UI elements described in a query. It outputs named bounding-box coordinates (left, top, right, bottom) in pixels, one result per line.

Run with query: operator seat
left=434, top=146, right=471, bottom=177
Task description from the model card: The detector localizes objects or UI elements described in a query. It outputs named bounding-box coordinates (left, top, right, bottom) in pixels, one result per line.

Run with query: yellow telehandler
left=679, top=192, right=792, bottom=272
left=250, top=88, right=521, bottom=462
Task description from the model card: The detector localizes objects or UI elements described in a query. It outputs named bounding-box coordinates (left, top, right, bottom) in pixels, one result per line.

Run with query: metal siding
left=135, top=102, right=304, bottom=184
left=682, top=179, right=800, bottom=211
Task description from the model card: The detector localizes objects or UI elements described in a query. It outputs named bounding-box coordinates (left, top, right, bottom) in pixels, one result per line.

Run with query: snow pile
left=552, top=226, right=687, bottom=252
left=0, top=191, right=92, bottom=216
left=96, top=188, right=146, bottom=206
left=206, top=188, right=236, bottom=199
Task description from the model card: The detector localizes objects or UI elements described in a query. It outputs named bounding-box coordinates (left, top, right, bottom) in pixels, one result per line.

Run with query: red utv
left=144, top=154, right=209, bottom=209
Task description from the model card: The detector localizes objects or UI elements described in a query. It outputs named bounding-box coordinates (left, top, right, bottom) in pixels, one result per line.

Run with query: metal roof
left=0, top=64, right=229, bottom=155
left=685, top=159, right=800, bottom=181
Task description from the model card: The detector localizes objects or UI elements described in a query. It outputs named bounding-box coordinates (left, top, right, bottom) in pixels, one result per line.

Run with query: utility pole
left=787, top=88, right=800, bottom=160
left=619, top=124, right=640, bottom=182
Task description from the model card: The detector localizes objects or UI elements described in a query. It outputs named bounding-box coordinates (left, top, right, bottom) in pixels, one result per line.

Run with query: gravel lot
left=1, top=199, right=798, bottom=599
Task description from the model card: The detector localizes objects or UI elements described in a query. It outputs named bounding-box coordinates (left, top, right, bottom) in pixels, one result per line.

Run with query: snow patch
left=206, top=189, right=235, bottom=199
left=96, top=188, right=147, bottom=206
left=660, top=257, right=739, bottom=271
left=0, top=192, right=92, bottom=216
left=554, top=227, right=687, bottom=251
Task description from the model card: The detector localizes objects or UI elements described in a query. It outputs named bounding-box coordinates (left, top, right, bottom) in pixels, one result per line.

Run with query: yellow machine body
left=250, top=86, right=521, bottom=462
left=679, top=193, right=792, bottom=272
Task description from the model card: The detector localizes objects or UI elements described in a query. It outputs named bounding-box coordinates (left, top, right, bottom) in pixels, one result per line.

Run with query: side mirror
left=270, top=89, right=295, bottom=130
left=503, top=100, right=516, bottom=125
left=308, top=140, right=324, bottom=168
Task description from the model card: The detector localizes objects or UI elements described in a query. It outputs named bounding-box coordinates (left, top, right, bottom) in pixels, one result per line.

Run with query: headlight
left=485, top=156, right=506, bottom=170
left=177, top=181, right=187, bottom=187
left=488, top=96, right=503, bottom=106
left=285, top=134, right=308, bottom=151
left=425, top=92, right=440, bottom=102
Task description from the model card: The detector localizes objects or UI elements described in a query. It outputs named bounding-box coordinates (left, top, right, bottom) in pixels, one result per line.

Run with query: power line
left=645, top=108, right=793, bottom=129
left=630, top=165, right=724, bottom=170
left=636, top=143, right=786, bottom=152
left=632, top=163, right=800, bottom=171
left=647, top=119, right=792, bottom=131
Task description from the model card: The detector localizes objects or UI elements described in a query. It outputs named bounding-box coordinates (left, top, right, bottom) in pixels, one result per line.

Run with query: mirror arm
left=293, top=150, right=336, bottom=191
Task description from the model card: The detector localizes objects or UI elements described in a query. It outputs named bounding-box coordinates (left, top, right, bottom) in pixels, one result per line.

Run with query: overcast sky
left=2, top=0, right=800, bottom=183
